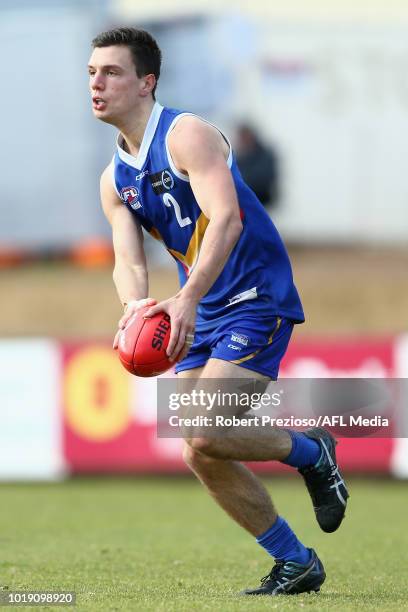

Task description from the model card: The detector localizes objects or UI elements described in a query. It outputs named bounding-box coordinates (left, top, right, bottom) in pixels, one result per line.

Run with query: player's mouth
left=92, top=96, right=107, bottom=110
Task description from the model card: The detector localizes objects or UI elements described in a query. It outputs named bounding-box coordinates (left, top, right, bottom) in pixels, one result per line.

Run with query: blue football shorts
left=175, top=315, right=294, bottom=380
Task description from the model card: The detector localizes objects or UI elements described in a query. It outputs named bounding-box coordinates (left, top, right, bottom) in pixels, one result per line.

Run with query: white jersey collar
left=116, top=101, right=164, bottom=169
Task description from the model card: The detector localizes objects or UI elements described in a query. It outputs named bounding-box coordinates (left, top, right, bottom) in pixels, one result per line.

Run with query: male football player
left=89, top=27, right=349, bottom=596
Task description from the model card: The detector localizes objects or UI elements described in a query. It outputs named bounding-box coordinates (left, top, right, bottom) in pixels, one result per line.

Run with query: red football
left=118, top=306, right=173, bottom=377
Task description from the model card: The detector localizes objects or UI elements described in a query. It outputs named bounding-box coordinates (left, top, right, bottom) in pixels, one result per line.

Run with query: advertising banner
left=62, top=337, right=403, bottom=475
left=1, top=336, right=406, bottom=479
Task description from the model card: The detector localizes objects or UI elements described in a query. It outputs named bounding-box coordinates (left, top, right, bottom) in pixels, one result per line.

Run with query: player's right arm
left=100, top=164, right=156, bottom=347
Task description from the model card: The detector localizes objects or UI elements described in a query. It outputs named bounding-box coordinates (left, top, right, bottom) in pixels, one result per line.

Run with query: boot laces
left=260, top=560, right=285, bottom=585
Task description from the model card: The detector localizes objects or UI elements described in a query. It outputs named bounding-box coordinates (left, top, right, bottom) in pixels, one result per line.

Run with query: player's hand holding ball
left=115, top=295, right=196, bottom=377
left=117, top=303, right=174, bottom=376
left=113, top=298, right=157, bottom=350
left=143, top=293, right=196, bottom=363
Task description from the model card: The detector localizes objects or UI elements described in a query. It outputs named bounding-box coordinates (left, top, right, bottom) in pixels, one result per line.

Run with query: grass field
left=0, top=477, right=406, bottom=611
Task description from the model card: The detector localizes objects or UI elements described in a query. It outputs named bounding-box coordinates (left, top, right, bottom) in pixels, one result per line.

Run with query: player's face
left=88, top=46, right=144, bottom=125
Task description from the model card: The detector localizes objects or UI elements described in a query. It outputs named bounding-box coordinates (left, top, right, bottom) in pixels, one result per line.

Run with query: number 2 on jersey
left=163, top=193, right=192, bottom=228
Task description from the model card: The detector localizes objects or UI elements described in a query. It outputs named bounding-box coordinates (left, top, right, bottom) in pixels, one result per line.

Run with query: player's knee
left=182, top=441, right=217, bottom=468
left=185, top=436, right=218, bottom=457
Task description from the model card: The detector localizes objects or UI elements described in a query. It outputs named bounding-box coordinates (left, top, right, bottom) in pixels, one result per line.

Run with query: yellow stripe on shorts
left=231, top=317, right=282, bottom=365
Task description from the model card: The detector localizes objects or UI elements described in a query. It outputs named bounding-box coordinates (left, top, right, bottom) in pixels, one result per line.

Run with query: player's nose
left=91, top=73, right=105, bottom=90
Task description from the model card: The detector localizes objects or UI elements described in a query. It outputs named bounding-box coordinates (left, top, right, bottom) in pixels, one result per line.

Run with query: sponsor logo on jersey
left=135, top=170, right=149, bottom=181
left=226, top=287, right=258, bottom=308
left=149, top=168, right=176, bottom=194
left=227, top=344, right=242, bottom=351
left=120, top=186, right=141, bottom=210
left=230, top=333, right=250, bottom=346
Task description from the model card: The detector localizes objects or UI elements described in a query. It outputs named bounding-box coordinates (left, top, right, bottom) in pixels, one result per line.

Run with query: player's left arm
left=144, top=117, right=243, bottom=361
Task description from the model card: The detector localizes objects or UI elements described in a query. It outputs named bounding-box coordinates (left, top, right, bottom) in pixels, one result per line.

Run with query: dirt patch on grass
left=1, top=246, right=407, bottom=339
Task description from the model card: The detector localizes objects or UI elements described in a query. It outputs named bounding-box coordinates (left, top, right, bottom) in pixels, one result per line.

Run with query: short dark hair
left=92, top=27, right=162, bottom=99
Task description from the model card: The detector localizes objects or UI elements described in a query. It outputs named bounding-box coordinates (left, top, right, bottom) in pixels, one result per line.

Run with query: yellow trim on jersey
left=149, top=213, right=209, bottom=272
left=167, top=213, right=209, bottom=270
left=231, top=317, right=282, bottom=365
left=149, top=227, right=163, bottom=241
left=169, top=213, right=209, bottom=268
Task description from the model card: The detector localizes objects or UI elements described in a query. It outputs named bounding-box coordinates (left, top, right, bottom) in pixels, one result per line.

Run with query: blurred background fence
left=2, top=0, right=408, bottom=252
left=1, top=0, right=408, bottom=480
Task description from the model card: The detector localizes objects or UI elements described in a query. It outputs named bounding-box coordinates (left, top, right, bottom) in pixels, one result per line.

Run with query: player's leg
left=180, top=316, right=348, bottom=534
left=183, top=357, right=320, bottom=463
left=179, top=363, right=325, bottom=595
left=179, top=364, right=279, bottom=536
left=180, top=360, right=318, bottom=537
left=184, top=441, right=326, bottom=594
left=182, top=443, right=277, bottom=535
left=176, top=316, right=344, bottom=594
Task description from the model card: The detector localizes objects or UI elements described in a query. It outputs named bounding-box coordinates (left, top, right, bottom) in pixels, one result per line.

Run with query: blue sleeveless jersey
left=112, top=102, right=304, bottom=331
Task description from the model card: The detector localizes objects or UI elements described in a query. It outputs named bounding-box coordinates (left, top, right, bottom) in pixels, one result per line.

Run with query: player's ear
left=140, top=74, right=156, bottom=97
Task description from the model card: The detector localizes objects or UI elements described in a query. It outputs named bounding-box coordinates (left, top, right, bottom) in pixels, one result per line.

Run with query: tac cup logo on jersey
left=120, top=186, right=142, bottom=210
left=161, top=170, right=174, bottom=190
left=149, top=168, right=176, bottom=194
